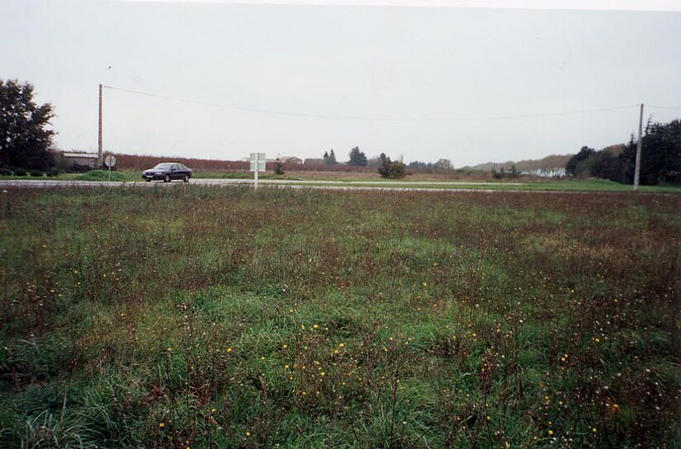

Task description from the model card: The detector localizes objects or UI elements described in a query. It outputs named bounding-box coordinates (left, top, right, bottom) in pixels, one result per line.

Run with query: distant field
left=1, top=187, right=679, bottom=448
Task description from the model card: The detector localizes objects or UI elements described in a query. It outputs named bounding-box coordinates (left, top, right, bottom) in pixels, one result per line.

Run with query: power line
left=102, top=85, right=639, bottom=123
left=647, top=104, right=681, bottom=110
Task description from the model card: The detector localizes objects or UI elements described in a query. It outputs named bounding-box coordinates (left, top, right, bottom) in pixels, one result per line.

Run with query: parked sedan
left=142, top=163, right=192, bottom=183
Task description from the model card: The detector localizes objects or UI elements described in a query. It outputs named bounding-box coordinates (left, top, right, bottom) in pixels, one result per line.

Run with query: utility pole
left=633, top=103, right=643, bottom=191
left=98, top=83, right=103, bottom=168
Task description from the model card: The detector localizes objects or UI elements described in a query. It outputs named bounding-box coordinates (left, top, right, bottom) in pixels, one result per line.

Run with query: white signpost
left=250, top=153, right=266, bottom=190
left=104, top=154, right=116, bottom=181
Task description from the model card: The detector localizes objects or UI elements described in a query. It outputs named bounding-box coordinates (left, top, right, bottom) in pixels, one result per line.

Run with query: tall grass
left=1, top=187, right=679, bottom=448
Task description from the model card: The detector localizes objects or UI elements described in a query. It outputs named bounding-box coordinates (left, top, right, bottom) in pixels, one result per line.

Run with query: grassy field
left=282, top=179, right=681, bottom=193
left=2, top=170, right=681, bottom=193
left=1, top=187, right=680, bottom=448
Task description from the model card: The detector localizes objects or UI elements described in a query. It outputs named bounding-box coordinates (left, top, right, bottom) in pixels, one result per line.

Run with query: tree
left=377, top=153, right=406, bottom=179
left=563, top=119, right=681, bottom=185
left=274, top=158, right=285, bottom=175
left=323, top=149, right=337, bottom=165
left=0, top=79, right=55, bottom=170
left=377, top=153, right=391, bottom=177
left=638, top=119, right=681, bottom=184
left=565, top=146, right=596, bottom=176
left=408, top=161, right=434, bottom=171
left=348, top=147, right=367, bottom=166
left=433, top=159, right=452, bottom=170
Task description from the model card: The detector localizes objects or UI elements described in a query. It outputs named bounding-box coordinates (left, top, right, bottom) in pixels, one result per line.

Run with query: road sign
left=250, top=161, right=266, bottom=172
left=249, top=153, right=266, bottom=172
left=249, top=153, right=266, bottom=190
left=104, top=154, right=116, bottom=168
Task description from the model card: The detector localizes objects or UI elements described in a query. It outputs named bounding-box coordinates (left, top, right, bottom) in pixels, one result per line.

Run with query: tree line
left=566, top=118, right=681, bottom=185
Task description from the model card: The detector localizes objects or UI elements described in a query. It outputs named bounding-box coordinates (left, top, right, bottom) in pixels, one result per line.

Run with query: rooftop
left=63, top=152, right=98, bottom=158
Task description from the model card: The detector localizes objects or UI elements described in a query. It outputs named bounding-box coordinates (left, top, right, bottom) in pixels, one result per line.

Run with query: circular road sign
left=104, top=154, right=117, bottom=168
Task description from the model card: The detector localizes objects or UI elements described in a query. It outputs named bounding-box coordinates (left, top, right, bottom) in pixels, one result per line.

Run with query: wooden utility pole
left=633, top=103, right=643, bottom=191
left=98, top=83, right=103, bottom=168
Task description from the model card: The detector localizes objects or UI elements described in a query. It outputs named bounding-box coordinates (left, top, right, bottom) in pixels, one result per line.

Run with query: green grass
left=1, top=187, right=680, bottom=448
left=192, top=171, right=305, bottom=180
left=0, top=170, right=140, bottom=182
left=289, top=179, right=681, bottom=193
left=2, top=170, right=680, bottom=194
left=73, top=170, right=136, bottom=182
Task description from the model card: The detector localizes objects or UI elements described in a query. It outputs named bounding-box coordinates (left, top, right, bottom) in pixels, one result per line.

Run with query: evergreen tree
left=563, top=119, right=681, bottom=185
left=348, top=147, right=368, bottom=166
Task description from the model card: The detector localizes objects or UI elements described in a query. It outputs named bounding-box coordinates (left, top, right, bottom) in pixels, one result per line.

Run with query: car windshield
left=153, top=163, right=173, bottom=170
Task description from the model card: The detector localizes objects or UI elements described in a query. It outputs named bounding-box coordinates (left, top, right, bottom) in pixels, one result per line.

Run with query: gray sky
left=2, top=1, right=681, bottom=166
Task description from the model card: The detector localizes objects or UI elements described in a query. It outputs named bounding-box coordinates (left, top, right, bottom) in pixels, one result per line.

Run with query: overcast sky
left=2, top=1, right=680, bottom=166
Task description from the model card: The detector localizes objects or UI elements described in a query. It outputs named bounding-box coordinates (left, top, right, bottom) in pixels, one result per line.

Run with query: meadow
left=3, top=170, right=681, bottom=194
left=0, top=186, right=679, bottom=448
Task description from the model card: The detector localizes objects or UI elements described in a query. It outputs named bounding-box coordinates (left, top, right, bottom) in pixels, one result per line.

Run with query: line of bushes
left=0, top=168, right=60, bottom=177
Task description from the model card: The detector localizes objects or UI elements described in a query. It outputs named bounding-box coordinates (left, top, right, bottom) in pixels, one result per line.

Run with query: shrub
left=0, top=168, right=11, bottom=176
left=491, top=166, right=521, bottom=179
left=491, top=168, right=506, bottom=179
left=76, top=170, right=126, bottom=182
left=378, top=160, right=406, bottom=179
left=13, top=169, right=27, bottom=176
left=71, top=163, right=92, bottom=173
left=46, top=169, right=60, bottom=177
left=274, top=159, right=285, bottom=175
left=30, top=170, right=44, bottom=177
left=377, top=153, right=403, bottom=179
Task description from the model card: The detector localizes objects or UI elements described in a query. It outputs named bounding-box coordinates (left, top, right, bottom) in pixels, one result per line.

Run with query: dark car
left=142, top=163, right=192, bottom=183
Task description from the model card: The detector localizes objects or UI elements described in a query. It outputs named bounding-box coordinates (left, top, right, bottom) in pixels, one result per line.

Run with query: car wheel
left=183, top=175, right=189, bottom=183
left=164, top=175, right=171, bottom=183
left=145, top=178, right=151, bottom=182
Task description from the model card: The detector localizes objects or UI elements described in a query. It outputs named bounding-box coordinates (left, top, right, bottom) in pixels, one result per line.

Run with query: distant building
left=304, top=158, right=324, bottom=165
left=62, top=152, right=98, bottom=168
left=279, top=156, right=302, bottom=165
left=521, top=168, right=566, bottom=178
